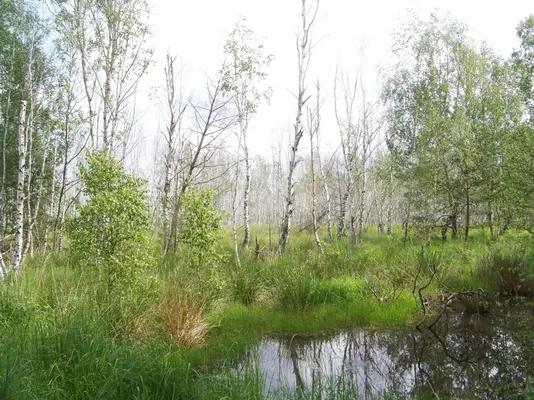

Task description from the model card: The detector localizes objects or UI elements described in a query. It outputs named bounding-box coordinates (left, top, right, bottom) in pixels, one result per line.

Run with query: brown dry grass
left=254, top=287, right=277, bottom=308
left=127, top=312, right=155, bottom=342
left=499, top=268, right=534, bottom=296
left=156, top=295, right=210, bottom=347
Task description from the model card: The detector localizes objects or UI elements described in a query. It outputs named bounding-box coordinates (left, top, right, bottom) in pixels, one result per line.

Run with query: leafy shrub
left=180, top=188, right=224, bottom=268
left=67, top=150, right=151, bottom=293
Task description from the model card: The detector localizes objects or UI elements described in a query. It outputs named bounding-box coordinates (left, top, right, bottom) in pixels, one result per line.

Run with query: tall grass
left=0, top=227, right=530, bottom=398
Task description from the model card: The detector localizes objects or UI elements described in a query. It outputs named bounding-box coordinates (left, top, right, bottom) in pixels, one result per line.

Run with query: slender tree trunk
left=43, top=141, right=57, bottom=252
left=441, top=218, right=448, bottom=241
left=338, top=188, right=351, bottom=238
left=162, top=122, right=175, bottom=254
left=169, top=175, right=180, bottom=253
left=451, top=213, right=458, bottom=239
left=401, top=220, right=409, bottom=244
left=242, top=139, right=251, bottom=248
left=232, top=148, right=241, bottom=266
left=358, top=124, right=368, bottom=243
left=488, top=208, right=494, bottom=236
left=12, top=100, right=27, bottom=273
left=25, top=133, right=49, bottom=255
left=0, top=249, right=6, bottom=280
left=22, top=41, right=35, bottom=261
left=464, top=189, right=470, bottom=241
left=23, top=107, right=34, bottom=258
left=279, top=0, right=317, bottom=250
left=162, top=56, right=173, bottom=255
left=162, top=166, right=172, bottom=254
left=358, top=165, right=366, bottom=242
left=83, top=64, right=96, bottom=148
left=333, top=65, right=357, bottom=240
left=314, top=83, right=332, bottom=244
left=103, top=75, right=112, bottom=149
left=316, top=147, right=332, bottom=244
left=54, top=102, right=71, bottom=251
left=349, top=207, right=356, bottom=243
left=162, top=55, right=186, bottom=255
left=75, top=1, right=96, bottom=148
left=386, top=207, right=392, bottom=236
left=0, top=73, right=12, bottom=251
left=309, top=88, right=322, bottom=254
left=386, top=168, right=393, bottom=236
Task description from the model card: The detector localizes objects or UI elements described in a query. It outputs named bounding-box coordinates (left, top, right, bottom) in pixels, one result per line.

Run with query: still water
left=239, top=309, right=534, bottom=399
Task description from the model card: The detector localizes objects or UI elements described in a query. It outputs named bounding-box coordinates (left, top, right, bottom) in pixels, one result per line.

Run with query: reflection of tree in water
left=252, top=310, right=534, bottom=398
left=408, top=311, right=533, bottom=398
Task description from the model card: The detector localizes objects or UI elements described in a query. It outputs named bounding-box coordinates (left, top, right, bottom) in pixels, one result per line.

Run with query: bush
left=67, top=150, right=151, bottom=293
left=180, top=188, right=224, bottom=268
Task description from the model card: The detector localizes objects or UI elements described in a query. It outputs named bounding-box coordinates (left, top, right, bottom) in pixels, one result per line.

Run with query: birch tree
left=356, top=92, right=382, bottom=242
left=221, top=17, right=272, bottom=248
left=51, top=0, right=153, bottom=151
left=12, top=99, right=27, bottom=272
left=279, top=0, right=319, bottom=249
left=315, top=105, right=333, bottom=243
left=168, top=75, right=235, bottom=252
left=160, top=54, right=186, bottom=254
left=334, top=65, right=359, bottom=239
left=307, top=80, right=323, bottom=253
left=231, top=136, right=241, bottom=266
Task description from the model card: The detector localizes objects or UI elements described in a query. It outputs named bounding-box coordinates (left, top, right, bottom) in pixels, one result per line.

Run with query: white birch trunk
left=334, top=66, right=358, bottom=239
left=242, top=138, right=251, bottom=248
left=279, top=0, right=318, bottom=249
left=25, top=133, right=50, bottom=255
left=309, top=87, right=322, bottom=253
left=54, top=109, right=70, bottom=251
left=0, top=249, right=6, bottom=280
left=358, top=112, right=368, bottom=242
left=12, top=100, right=27, bottom=273
left=316, top=130, right=332, bottom=244
left=23, top=104, right=34, bottom=258
left=232, top=146, right=241, bottom=266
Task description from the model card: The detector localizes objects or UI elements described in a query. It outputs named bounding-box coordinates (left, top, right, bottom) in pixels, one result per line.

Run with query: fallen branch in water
left=365, top=277, right=404, bottom=302
left=413, top=245, right=437, bottom=330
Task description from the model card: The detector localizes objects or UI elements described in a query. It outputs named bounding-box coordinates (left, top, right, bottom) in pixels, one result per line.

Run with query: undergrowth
left=0, top=227, right=531, bottom=398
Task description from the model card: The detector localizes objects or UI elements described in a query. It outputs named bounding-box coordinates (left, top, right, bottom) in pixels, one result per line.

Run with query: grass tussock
left=477, top=243, right=534, bottom=296
left=156, top=295, right=210, bottom=348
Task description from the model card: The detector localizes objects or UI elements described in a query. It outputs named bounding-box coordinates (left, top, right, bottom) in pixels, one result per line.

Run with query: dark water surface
left=239, top=308, right=534, bottom=399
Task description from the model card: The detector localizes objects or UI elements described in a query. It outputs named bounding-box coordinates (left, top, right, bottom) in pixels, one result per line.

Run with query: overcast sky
left=135, top=0, right=533, bottom=167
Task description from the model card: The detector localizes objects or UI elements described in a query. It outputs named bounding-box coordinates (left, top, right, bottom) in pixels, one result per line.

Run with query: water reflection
left=241, top=311, right=534, bottom=398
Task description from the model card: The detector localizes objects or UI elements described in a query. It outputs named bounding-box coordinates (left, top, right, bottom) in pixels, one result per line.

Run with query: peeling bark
left=12, top=100, right=27, bottom=273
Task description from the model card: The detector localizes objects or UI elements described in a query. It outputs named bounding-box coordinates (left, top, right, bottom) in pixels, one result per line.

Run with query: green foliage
left=67, top=150, right=150, bottom=291
left=383, top=12, right=523, bottom=232
left=180, top=188, right=224, bottom=267
left=220, top=17, right=273, bottom=118
left=513, top=14, right=534, bottom=120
